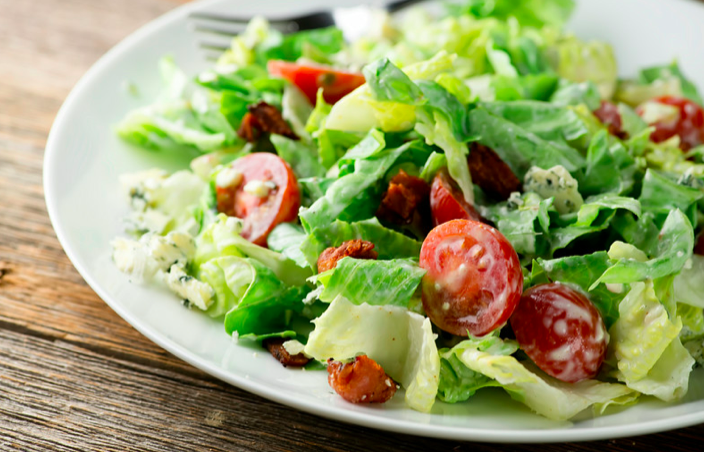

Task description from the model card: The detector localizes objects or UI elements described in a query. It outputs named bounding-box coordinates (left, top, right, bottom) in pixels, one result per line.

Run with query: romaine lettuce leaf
left=468, top=107, right=585, bottom=179
left=266, top=223, right=309, bottom=268
left=300, top=218, right=422, bottom=269
left=549, top=79, right=601, bottom=110
left=453, top=336, right=637, bottom=420
left=639, top=61, right=703, bottom=106
left=639, top=169, right=703, bottom=226
left=607, top=281, right=693, bottom=401
left=447, top=0, right=575, bottom=28
left=300, top=141, right=430, bottom=232
left=674, top=255, right=704, bottom=309
left=593, top=209, right=694, bottom=287
left=223, top=258, right=310, bottom=338
left=271, top=135, right=325, bottom=179
left=304, top=296, right=440, bottom=413
left=315, top=257, right=425, bottom=307
left=194, top=215, right=311, bottom=286
left=547, top=37, right=617, bottom=99
left=437, top=334, right=517, bottom=403
left=577, top=130, right=637, bottom=197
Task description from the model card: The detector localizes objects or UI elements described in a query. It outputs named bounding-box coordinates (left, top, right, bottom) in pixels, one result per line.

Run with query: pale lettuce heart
left=607, top=281, right=693, bottom=401
left=455, top=339, right=637, bottom=421
left=304, top=297, right=440, bottom=413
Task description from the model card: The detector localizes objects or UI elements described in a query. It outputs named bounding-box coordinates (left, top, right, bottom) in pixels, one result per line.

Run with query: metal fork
left=189, top=0, right=426, bottom=60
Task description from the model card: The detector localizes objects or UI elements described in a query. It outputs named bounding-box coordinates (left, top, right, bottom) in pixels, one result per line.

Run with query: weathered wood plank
left=1, top=328, right=703, bottom=452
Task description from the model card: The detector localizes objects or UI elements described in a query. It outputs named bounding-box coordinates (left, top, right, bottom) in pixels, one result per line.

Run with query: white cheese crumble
left=524, top=165, right=584, bottom=214
left=243, top=180, right=275, bottom=197
left=215, top=167, right=243, bottom=189
left=282, top=340, right=307, bottom=356
left=111, top=231, right=196, bottom=281
left=163, top=264, right=214, bottom=311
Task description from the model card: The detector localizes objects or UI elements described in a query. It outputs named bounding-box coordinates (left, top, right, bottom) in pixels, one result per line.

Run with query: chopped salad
left=111, top=0, right=704, bottom=421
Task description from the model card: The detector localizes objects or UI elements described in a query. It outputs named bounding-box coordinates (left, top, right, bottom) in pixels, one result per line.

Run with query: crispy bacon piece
left=237, top=101, right=299, bottom=142
left=263, top=338, right=310, bottom=368
left=376, top=169, right=431, bottom=224
left=327, top=356, right=397, bottom=404
left=317, top=239, right=378, bottom=273
left=467, top=143, right=521, bottom=201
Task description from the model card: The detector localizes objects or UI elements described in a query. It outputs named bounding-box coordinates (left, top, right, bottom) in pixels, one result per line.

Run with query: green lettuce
left=271, top=135, right=325, bottom=179
left=315, top=257, right=425, bottom=307
left=547, top=37, right=618, bottom=99
left=452, top=336, right=637, bottom=420
left=674, top=255, right=704, bottom=309
left=300, top=218, right=422, bottom=269
left=304, top=296, right=440, bottom=413
left=468, top=107, right=585, bottom=179
left=549, top=79, right=601, bottom=110
left=194, top=215, right=311, bottom=286
left=437, top=334, right=517, bottom=403
left=593, top=209, right=694, bottom=287
left=266, top=223, right=309, bottom=268
left=607, top=281, right=694, bottom=401
left=299, top=141, right=430, bottom=232
left=222, top=258, right=310, bottom=339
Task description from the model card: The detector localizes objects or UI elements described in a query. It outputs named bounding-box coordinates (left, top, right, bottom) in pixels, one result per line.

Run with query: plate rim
left=43, top=0, right=704, bottom=443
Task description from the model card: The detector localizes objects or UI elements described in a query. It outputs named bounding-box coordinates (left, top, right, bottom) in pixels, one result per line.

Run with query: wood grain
left=0, top=0, right=702, bottom=450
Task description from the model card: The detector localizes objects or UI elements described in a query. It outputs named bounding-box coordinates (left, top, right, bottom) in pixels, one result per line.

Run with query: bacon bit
left=317, top=240, right=378, bottom=273
left=467, top=143, right=522, bottom=201
left=263, top=338, right=310, bottom=368
left=376, top=169, right=431, bottom=224
left=236, top=112, right=261, bottom=143
left=237, top=101, right=299, bottom=142
left=327, top=356, right=397, bottom=404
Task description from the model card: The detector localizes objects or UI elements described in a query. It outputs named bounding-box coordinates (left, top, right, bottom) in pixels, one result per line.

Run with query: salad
left=111, top=0, right=704, bottom=421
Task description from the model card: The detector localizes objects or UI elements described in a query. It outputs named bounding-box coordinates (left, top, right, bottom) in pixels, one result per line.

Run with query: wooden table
left=1, top=0, right=702, bottom=450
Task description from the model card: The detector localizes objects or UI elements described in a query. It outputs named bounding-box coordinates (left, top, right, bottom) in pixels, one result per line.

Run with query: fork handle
left=387, top=0, right=427, bottom=13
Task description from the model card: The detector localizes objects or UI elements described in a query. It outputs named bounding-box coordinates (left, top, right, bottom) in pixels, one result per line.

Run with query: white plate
left=44, top=0, right=704, bottom=442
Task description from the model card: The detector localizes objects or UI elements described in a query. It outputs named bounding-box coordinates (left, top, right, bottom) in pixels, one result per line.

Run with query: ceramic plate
left=44, top=0, right=704, bottom=442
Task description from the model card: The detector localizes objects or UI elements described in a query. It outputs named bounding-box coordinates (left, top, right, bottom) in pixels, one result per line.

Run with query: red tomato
left=419, top=219, right=523, bottom=337
left=593, top=100, right=625, bottom=138
left=510, top=283, right=608, bottom=383
left=215, top=153, right=300, bottom=246
left=267, top=60, right=366, bottom=105
left=430, top=169, right=482, bottom=227
left=636, top=96, right=704, bottom=151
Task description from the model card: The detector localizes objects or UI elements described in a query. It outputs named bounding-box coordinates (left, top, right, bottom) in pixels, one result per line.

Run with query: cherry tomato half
left=419, top=219, right=523, bottom=337
left=215, top=153, right=300, bottom=246
left=593, top=100, right=625, bottom=138
left=267, top=60, right=366, bottom=105
left=636, top=95, right=704, bottom=151
left=510, top=283, right=608, bottom=383
left=430, top=169, right=482, bottom=227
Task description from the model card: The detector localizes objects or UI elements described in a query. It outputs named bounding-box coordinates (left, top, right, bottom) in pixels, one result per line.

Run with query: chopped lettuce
left=452, top=336, right=637, bottom=420
left=437, top=334, right=517, bottom=403
left=266, top=223, right=309, bottom=268
left=607, top=281, right=693, bottom=401
left=315, top=257, right=425, bottom=307
left=194, top=215, right=311, bottom=286
left=593, top=209, right=694, bottom=287
left=547, top=37, right=618, bottom=99
left=304, top=296, right=440, bottom=413
left=300, top=218, right=422, bottom=269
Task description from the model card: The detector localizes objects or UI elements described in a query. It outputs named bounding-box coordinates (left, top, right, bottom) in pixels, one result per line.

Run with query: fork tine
left=191, top=23, right=245, bottom=38
left=198, top=41, right=231, bottom=52
left=189, top=11, right=290, bottom=25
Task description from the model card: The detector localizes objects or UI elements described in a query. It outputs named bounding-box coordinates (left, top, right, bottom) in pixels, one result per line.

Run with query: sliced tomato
left=215, top=153, right=300, bottom=246
left=510, top=283, right=608, bottom=383
left=430, top=169, right=481, bottom=227
left=419, top=219, right=523, bottom=337
left=593, top=100, right=625, bottom=138
left=267, top=60, right=366, bottom=105
left=636, top=95, right=704, bottom=150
